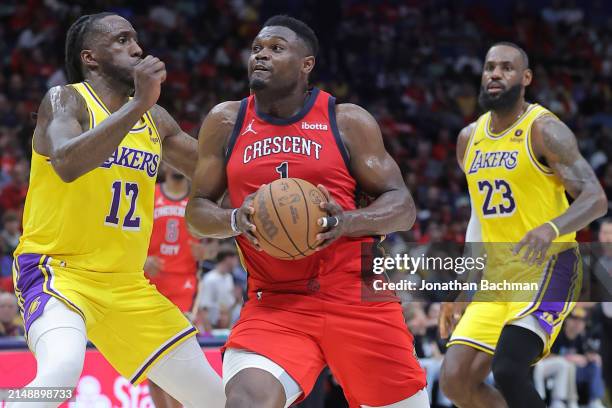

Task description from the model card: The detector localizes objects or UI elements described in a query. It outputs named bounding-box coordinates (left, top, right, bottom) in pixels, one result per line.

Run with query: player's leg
left=322, top=301, right=428, bottom=407
left=147, top=336, right=225, bottom=407
left=440, top=302, right=509, bottom=408
left=148, top=380, right=182, bottom=408
left=9, top=297, right=87, bottom=408
left=491, top=323, right=545, bottom=408
left=89, top=275, right=225, bottom=407
left=439, top=345, right=506, bottom=408
left=360, top=389, right=429, bottom=408
left=223, top=349, right=302, bottom=408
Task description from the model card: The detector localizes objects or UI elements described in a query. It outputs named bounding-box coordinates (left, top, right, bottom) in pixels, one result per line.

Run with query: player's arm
left=316, top=103, right=415, bottom=247
left=514, top=116, right=608, bottom=262
left=185, top=102, right=260, bottom=247
left=151, top=104, right=198, bottom=179
left=440, top=123, right=479, bottom=339
left=36, top=56, right=166, bottom=182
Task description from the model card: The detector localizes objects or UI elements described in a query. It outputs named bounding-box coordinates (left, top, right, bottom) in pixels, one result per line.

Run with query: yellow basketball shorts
left=13, top=253, right=196, bottom=384
left=448, top=248, right=581, bottom=359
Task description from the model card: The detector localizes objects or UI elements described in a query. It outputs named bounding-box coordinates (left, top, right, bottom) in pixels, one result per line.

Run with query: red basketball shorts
left=224, top=293, right=426, bottom=407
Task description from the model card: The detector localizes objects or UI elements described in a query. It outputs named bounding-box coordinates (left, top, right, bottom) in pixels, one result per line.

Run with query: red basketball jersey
left=148, top=184, right=197, bottom=276
left=226, top=88, right=376, bottom=302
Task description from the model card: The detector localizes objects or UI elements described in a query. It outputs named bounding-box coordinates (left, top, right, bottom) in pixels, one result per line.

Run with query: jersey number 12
left=105, top=181, right=141, bottom=230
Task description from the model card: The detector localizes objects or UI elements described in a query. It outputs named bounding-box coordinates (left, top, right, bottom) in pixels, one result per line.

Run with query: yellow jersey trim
left=485, top=104, right=537, bottom=139
left=447, top=338, right=495, bottom=355
left=129, top=326, right=197, bottom=385
left=525, top=112, right=556, bottom=175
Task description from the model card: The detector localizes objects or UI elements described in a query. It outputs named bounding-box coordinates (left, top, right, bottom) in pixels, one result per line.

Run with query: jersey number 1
left=276, top=161, right=288, bottom=179
left=105, top=181, right=141, bottom=230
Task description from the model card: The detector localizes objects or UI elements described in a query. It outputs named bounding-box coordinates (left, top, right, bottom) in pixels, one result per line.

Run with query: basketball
left=252, top=178, right=328, bottom=260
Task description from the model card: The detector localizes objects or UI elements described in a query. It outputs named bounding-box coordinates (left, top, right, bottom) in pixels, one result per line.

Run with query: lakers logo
left=28, top=296, right=42, bottom=317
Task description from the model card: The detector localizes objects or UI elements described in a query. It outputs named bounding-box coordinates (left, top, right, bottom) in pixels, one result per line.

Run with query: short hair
left=65, top=12, right=117, bottom=83
left=263, top=15, right=319, bottom=57
left=489, top=41, right=529, bottom=69
left=601, top=217, right=612, bottom=226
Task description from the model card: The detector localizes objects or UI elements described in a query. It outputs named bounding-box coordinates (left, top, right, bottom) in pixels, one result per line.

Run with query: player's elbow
left=50, top=157, right=78, bottom=183
left=593, top=189, right=609, bottom=219
left=398, top=189, right=417, bottom=231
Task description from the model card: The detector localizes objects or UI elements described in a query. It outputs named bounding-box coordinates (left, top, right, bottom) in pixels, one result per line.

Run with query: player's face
left=248, top=26, right=312, bottom=92
left=479, top=46, right=532, bottom=112
left=88, top=16, right=143, bottom=88
left=599, top=222, right=612, bottom=244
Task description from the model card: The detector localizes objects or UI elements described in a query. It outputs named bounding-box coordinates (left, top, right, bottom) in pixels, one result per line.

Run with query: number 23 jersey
left=464, top=103, right=575, bottom=244
left=15, top=82, right=161, bottom=273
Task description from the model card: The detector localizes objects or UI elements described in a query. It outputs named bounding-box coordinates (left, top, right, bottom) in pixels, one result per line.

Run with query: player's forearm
left=51, top=99, right=148, bottom=182
left=185, top=197, right=237, bottom=238
left=552, top=185, right=608, bottom=235
left=343, top=188, right=416, bottom=236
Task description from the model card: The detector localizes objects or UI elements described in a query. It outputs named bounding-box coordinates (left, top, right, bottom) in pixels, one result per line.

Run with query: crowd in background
left=0, top=0, right=610, bottom=406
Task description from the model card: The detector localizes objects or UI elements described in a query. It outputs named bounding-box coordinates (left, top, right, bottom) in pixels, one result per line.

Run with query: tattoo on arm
left=539, top=117, right=598, bottom=198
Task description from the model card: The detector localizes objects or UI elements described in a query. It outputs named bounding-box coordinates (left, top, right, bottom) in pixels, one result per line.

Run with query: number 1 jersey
left=225, top=88, right=377, bottom=302
left=15, top=82, right=161, bottom=273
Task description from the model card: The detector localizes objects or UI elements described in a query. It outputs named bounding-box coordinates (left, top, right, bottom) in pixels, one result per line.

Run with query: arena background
left=0, top=0, right=610, bottom=407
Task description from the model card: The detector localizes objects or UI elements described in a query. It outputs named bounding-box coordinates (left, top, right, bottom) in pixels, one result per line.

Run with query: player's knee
left=226, top=388, right=284, bottom=408
left=225, top=370, right=286, bottom=408
left=491, top=354, right=522, bottom=390
left=439, top=358, right=469, bottom=402
left=38, top=353, right=83, bottom=388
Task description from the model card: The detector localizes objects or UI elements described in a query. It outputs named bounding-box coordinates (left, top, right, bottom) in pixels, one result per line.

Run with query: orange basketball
left=252, top=178, right=327, bottom=260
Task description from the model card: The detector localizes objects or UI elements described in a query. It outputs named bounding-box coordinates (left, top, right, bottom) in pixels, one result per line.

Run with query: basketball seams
left=252, top=190, right=296, bottom=259
left=292, top=179, right=317, bottom=251
left=268, top=183, right=307, bottom=257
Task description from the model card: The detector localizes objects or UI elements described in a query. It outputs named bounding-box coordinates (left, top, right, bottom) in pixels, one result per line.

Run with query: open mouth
left=487, top=83, right=505, bottom=92
left=253, top=65, right=270, bottom=72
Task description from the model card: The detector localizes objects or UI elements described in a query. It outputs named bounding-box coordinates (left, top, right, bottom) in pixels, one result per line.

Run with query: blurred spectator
left=0, top=292, right=23, bottom=337
left=551, top=307, right=606, bottom=408
left=404, top=303, right=451, bottom=407
left=1, top=210, right=21, bottom=254
left=196, top=245, right=240, bottom=332
left=596, top=218, right=612, bottom=398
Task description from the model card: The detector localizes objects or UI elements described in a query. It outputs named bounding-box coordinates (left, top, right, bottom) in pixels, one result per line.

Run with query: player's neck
left=490, top=101, right=529, bottom=134
left=161, top=181, right=189, bottom=201
left=85, top=76, right=131, bottom=113
left=254, top=87, right=309, bottom=119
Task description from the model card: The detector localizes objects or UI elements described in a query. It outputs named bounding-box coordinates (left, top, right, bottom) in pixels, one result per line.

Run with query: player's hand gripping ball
left=251, top=178, right=328, bottom=260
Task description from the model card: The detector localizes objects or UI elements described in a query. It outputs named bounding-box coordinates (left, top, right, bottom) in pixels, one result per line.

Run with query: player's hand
left=132, top=55, right=166, bottom=110
left=439, top=301, right=467, bottom=339
left=144, top=255, right=164, bottom=277
left=315, top=184, right=346, bottom=251
left=512, top=223, right=557, bottom=265
left=236, top=190, right=262, bottom=251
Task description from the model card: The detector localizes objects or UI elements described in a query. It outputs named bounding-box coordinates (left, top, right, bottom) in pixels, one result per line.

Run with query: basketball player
left=146, top=166, right=202, bottom=315
left=438, top=43, right=608, bottom=408
left=186, top=15, right=429, bottom=408
left=11, top=13, right=224, bottom=407
left=146, top=165, right=204, bottom=408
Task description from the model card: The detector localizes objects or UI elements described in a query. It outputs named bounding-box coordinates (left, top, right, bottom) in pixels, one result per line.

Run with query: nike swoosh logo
left=474, top=139, right=484, bottom=145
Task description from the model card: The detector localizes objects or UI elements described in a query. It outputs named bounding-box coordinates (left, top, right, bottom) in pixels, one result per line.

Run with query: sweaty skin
left=34, top=15, right=197, bottom=183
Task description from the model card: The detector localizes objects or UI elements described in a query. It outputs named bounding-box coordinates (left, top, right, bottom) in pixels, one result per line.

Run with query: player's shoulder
left=334, top=103, right=379, bottom=137
left=209, top=100, right=243, bottom=122
left=335, top=103, right=376, bottom=122
left=458, top=121, right=477, bottom=141
left=39, top=85, right=87, bottom=117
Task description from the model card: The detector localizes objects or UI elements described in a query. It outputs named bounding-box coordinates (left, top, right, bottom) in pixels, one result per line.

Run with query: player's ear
left=523, top=68, right=532, bottom=87
left=81, top=49, right=99, bottom=72
left=302, top=56, right=315, bottom=75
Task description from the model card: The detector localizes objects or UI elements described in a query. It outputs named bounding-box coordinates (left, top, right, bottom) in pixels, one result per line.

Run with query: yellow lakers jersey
left=464, top=104, right=575, bottom=244
left=15, top=82, right=162, bottom=273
